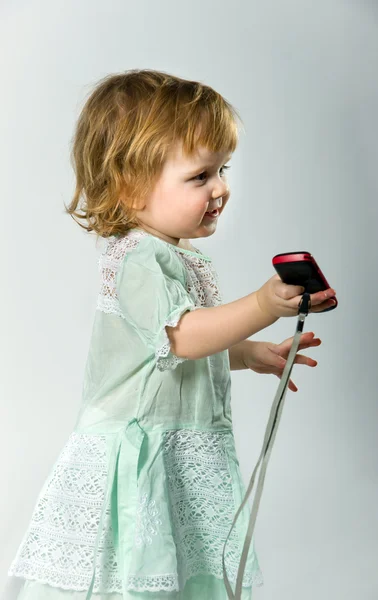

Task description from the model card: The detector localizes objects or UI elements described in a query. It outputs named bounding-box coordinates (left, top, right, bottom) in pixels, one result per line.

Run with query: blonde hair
left=65, top=69, right=244, bottom=240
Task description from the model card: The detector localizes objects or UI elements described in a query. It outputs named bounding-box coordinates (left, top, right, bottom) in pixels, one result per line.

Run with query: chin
left=199, top=223, right=217, bottom=236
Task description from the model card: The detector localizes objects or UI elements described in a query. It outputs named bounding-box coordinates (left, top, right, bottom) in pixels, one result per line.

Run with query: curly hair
left=65, top=69, right=243, bottom=241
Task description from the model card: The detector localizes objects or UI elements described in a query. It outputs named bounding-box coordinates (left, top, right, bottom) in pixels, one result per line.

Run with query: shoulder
left=102, top=229, right=170, bottom=263
left=109, top=231, right=188, bottom=286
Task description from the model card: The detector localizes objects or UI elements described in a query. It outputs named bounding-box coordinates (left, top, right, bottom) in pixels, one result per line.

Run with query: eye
left=193, top=165, right=231, bottom=182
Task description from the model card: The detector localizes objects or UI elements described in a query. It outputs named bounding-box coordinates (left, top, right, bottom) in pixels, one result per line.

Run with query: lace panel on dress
left=162, top=429, right=263, bottom=589
left=96, top=233, right=141, bottom=319
left=7, top=432, right=174, bottom=593
left=8, top=432, right=119, bottom=592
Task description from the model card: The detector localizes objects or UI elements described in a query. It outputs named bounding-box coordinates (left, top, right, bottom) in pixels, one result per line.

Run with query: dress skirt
left=2, top=419, right=264, bottom=600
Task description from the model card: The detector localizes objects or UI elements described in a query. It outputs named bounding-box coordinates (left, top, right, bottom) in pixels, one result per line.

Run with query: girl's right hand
left=256, top=274, right=337, bottom=318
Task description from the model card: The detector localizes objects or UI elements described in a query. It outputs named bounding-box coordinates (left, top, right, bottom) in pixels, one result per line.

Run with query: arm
left=166, top=291, right=278, bottom=361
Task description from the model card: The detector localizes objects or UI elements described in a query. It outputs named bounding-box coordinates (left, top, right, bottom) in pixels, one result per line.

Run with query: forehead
left=167, top=142, right=231, bottom=167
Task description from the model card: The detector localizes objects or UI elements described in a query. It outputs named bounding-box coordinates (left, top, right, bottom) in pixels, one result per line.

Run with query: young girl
left=3, top=69, right=335, bottom=600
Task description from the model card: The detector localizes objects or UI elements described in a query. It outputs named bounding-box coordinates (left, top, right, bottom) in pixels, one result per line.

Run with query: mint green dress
left=4, top=228, right=264, bottom=600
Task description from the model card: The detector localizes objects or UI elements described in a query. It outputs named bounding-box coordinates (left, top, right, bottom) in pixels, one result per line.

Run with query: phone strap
left=222, top=292, right=312, bottom=599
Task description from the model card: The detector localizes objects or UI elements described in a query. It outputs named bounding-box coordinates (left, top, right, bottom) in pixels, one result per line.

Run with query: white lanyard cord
left=222, top=292, right=312, bottom=599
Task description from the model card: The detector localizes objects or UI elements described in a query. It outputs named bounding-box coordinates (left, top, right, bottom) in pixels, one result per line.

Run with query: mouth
left=203, top=208, right=220, bottom=219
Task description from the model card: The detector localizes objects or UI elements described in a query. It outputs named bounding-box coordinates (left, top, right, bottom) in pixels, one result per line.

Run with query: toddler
left=4, top=69, right=335, bottom=600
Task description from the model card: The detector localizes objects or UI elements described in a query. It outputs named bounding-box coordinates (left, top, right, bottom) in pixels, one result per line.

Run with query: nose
left=212, top=184, right=229, bottom=208
left=213, top=181, right=229, bottom=201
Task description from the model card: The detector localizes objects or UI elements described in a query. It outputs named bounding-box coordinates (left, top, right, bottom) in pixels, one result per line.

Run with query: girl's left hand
left=241, top=332, right=322, bottom=392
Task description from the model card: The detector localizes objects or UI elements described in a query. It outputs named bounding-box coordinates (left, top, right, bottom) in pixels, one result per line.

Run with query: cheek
left=193, top=188, right=209, bottom=208
left=177, top=189, right=203, bottom=210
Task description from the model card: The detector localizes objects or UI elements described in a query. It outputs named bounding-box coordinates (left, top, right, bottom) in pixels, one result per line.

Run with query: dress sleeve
left=115, top=236, right=200, bottom=371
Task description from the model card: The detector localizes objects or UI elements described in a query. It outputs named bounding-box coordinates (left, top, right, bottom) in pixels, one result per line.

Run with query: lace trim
left=180, top=251, right=223, bottom=306
left=127, top=573, right=178, bottom=592
left=8, top=430, right=263, bottom=593
left=156, top=305, right=202, bottom=372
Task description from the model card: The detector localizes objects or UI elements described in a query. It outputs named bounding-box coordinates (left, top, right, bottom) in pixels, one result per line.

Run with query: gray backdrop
left=1, top=0, right=377, bottom=598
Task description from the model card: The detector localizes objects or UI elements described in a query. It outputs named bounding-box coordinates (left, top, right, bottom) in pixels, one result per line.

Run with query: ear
left=119, top=185, right=143, bottom=211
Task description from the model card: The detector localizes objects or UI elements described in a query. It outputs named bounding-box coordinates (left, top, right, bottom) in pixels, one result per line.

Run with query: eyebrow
left=185, top=156, right=232, bottom=176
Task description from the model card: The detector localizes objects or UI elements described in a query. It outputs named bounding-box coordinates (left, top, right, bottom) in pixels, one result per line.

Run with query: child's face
left=134, top=141, right=232, bottom=245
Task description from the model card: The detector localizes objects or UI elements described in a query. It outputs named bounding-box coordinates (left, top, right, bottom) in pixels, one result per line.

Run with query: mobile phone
left=272, top=251, right=338, bottom=313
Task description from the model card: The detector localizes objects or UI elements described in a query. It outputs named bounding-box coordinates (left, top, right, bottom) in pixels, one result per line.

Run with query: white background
left=1, top=0, right=377, bottom=598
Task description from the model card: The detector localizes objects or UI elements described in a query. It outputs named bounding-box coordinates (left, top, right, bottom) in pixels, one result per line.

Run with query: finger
left=279, top=334, right=321, bottom=356
left=275, top=355, right=287, bottom=368
left=278, top=332, right=314, bottom=352
left=296, top=344, right=321, bottom=353
left=293, top=354, right=318, bottom=366
left=280, top=354, right=317, bottom=367
left=291, top=332, right=315, bottom=344
left=310, top=289, right=337, bottom=310
left=276, top=373, right=298, bottom=392
left=296, top=335, right=322, bottom=350
left=297, top=338, right=322, bottom=351
left=298, top=332, right=321, bottom=344
left=310, top=299, right=337, bottom=313
left=293, top=288, right=336, bottom=312
left=281, top=283, right=307, bottom=300
left=316, top=288, right=336, bottom=302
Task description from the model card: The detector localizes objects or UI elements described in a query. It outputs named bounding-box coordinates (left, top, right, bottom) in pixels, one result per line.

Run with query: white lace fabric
left=162, top=429, right=263, bottom=588
left=8, top=428, right=263, bottom=594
